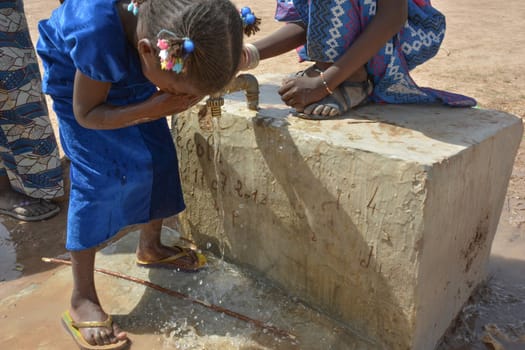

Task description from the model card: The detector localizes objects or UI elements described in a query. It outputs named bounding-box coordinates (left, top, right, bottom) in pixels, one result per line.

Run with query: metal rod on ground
left=41, top=257, right=295, bottom=340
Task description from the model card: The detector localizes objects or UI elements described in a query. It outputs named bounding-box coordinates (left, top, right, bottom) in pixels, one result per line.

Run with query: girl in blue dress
left=241, top=0, right=476, bottom=119
left=37, top=0, right=256, bottom=348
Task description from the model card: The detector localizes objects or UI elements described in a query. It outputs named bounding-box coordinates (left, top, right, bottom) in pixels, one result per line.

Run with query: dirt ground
left=1, top=0, right=524, bottom=349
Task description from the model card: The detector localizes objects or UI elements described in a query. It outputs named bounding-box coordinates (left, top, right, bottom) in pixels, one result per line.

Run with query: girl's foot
left=298, top=78, right=373, bottom=120
left=136, top=243, right=207, bottom=272
left=292, top=64, right=372, bottom=119
left=68, top=298, right=128, bottom=347
left=136, top=220, right=207, bottom=272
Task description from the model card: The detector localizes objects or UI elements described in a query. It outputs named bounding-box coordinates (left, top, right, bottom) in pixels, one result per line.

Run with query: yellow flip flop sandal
left=61, top=310, right=129, bottom=350
left=136, top=245, right=207, bottom=272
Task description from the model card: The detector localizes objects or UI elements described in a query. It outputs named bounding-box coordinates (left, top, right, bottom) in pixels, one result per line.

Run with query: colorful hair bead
left=156, top=30, right=195, bottom=74
left=127, top=0, right=144, bottom=16
left=157, top=38, right=169, bottom=51
left=240, top=6, right=261, bottom=36
left=183, top=40, right=195, bottom=54
left=240, top=7, right=251, bottom=17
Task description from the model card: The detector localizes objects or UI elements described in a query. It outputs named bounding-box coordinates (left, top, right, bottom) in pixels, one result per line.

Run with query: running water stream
left=211, top=116, right=227, bottom=258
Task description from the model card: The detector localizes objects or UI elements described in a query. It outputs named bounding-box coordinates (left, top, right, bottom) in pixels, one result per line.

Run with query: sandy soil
left=1, top=0, right=524, bottom=349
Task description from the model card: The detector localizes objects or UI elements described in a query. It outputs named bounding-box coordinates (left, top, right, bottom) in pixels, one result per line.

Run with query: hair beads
left=127, top=0, right=145, bottom=15
left=240, top=7, right=261, bottom=36
left=130, top=0, right=253, bottom=92
left=157, top=30, right=195, bottom=73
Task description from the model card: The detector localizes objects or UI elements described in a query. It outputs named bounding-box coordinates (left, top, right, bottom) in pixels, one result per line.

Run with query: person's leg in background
left=0, top=0, right=64, bottom=221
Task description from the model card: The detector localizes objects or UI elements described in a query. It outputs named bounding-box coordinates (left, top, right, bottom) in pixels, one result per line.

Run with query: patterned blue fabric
left=277, top=0, right=476, bottom=107
left=37, top=0, right=185, bottom=250
left=275, top=0, right=300, bottom=22
left=0, top=0, right=64, bottom=199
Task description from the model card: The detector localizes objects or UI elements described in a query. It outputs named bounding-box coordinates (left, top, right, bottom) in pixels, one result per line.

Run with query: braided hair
left=136, top=0, right=244, bottom=95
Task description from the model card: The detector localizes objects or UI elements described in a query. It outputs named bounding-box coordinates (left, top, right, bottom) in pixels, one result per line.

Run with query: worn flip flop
left=136, top=245, right=207, bottom=272
left=292, top=63, right=320, bottom=78
left=0, top=198, right=60, bottom=222
left=61, top=310, right=129, bottom=350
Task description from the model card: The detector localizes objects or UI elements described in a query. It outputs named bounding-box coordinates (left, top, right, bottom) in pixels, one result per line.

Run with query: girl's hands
left=125, top=91, right=203, bottom=127
left=149, top=90, right=204, bottom=116
left=73, top=70, right=204, bottom=130
left=278, top=75, right=327, bottom=112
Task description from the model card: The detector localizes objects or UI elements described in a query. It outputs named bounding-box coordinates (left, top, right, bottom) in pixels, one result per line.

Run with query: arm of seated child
left=321, top=0, right=408, bottom=92
left=253, top=22, right=306, bottom=60
left=277, top=0, right=408, bottom=111
left=72, top=70, right=201, bottom=130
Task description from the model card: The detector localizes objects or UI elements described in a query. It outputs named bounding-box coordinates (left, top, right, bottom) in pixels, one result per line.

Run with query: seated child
left=241, top=0, right=476, bottom=120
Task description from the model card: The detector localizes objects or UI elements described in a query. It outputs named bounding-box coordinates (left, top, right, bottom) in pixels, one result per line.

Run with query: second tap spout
left=206, top=73, right=259, bottom=118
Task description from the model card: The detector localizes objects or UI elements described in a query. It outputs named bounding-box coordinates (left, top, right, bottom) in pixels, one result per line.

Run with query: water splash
left=123, top=253, right=371, bottom=349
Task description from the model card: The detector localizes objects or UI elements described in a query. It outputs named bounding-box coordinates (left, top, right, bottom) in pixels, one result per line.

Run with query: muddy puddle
left=437, top=273, right=525, bottom=350
left=0, top=222, right=22, bottom=282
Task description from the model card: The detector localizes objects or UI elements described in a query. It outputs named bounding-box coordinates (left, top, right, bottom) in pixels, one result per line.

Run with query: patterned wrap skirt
left=0, top=0, right=63, bottom=199
left=275, top=0, right=476, bottom=106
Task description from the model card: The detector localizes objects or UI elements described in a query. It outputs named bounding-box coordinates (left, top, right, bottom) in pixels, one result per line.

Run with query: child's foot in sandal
left=0, top=187, right=60, bottom=222
left=298, top=79, right=373, bottom=120
left=63, top=303, right=129, bottom=349
left=136, top=245, right=207, bottom=272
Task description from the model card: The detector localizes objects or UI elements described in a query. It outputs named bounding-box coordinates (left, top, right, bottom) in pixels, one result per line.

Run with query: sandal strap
left=136, top=248, right=191, bottom=265
left=295, top=63, right=320, bottom=77
left=11, top=198, right=42, bottom=209
left=71, top=315, right=113, bottom=329
left=157, top=250, right=190, bottom=263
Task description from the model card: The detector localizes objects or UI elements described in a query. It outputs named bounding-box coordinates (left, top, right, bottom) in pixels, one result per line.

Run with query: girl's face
left=138, top=39, right=203, bottom=98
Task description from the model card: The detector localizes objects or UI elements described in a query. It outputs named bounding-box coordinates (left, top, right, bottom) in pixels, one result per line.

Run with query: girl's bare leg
left=68, top=219, right=199, bottom=346
left=69, top=248, right=128, bottom=346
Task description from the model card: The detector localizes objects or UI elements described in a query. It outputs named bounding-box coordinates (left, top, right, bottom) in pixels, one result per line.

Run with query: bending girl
left=37, top=0, right=255, bottom=348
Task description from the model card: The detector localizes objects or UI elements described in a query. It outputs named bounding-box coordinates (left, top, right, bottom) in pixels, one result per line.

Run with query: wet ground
left=0, top=228, right=380, bottom=350
left=436, top=219, right=525, bottom=350
left=0, top=204, right=524, bottom=350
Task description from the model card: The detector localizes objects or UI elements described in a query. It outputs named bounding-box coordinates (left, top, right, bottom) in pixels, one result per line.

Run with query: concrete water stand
left=173, top=74, right=523, bottom=349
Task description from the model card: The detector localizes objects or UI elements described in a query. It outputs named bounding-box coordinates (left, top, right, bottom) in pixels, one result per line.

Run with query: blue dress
left=36, top=0, right=185, bottom=250
left=275, top=0, right=476, bottom=107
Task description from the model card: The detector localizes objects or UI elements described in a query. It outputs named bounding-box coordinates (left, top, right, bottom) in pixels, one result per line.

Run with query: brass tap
left=206, top=74, right=259, bottom=118
left=206, top=96, right=224, bottom=119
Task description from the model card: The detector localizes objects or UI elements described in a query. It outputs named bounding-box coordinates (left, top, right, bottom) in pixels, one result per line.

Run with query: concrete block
left=172, top=74, right=523, bottom=349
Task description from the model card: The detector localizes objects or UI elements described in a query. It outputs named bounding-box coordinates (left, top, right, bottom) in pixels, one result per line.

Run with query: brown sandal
left=297, top=78, right=373, bottom=120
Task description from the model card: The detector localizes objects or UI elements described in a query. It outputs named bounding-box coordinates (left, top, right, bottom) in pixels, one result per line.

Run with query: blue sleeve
left=59, top=0, right=129, bottom=83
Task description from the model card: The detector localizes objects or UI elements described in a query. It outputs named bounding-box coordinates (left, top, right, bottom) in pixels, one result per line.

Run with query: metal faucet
left=206, top=73, right=259, bottom=118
